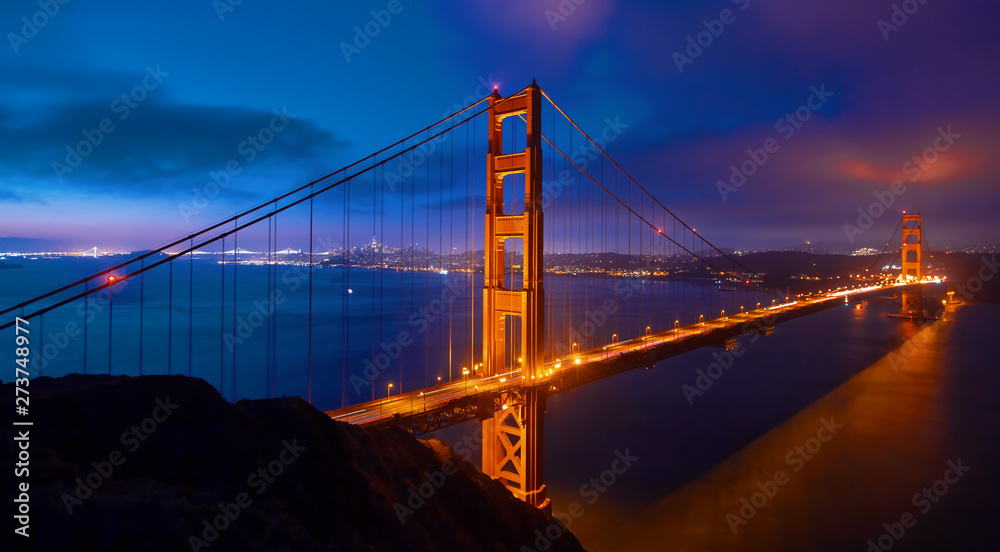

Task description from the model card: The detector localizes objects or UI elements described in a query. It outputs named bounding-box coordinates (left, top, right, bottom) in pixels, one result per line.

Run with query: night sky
left=2, top=0, right=997, bottom=252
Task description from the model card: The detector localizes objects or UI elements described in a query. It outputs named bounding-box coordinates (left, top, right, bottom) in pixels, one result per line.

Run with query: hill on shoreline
left=1, top=374, right=585, bottom=552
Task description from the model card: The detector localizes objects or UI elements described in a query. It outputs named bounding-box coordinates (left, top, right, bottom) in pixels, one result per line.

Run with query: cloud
left=0, top=66, right=344, bottom=197
left=0, top=189, right=46, bottom=204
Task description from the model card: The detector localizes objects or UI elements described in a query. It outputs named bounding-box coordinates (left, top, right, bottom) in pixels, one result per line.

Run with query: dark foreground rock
left=1, top=374, right=586, bottom=552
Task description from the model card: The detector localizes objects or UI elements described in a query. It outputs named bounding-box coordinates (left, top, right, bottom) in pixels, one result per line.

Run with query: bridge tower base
left=891, top=213, right=925, bottom=319
left=482, top=388, right=549, bottom=510
left=481, top=82, right=547, bottom=508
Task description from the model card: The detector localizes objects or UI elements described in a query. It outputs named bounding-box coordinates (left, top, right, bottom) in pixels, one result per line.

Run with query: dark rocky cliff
left=2, top=374, right=586, bottom=552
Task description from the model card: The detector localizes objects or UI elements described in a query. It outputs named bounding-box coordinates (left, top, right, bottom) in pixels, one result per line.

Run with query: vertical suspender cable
left=272, top=215, right=278, bottom=398
left=448, top=121, right=454, bottom=382
left=379, top=162, right=387, bottom=393
left=38, top=314, right=43, bottom=376
left=372, top=158, right=378, bottom=402
left=470, top=115, right=475, bottom=373
left=108, top=272, right=113, bottom=374
left=308, top=191, right=314, bottom=404
left=233, top=220, right=238, bottom=402
left=343, top=185, right=350, bottom=406
left=140, top=259, right=145, bottom=375
left=465, top=118, right=470, bottom=380
left=189, top=238, right=194, bottom=376
left=83, top=280, right=88, bottom=375
left=569, top=123, right=575, bottom=344
left=166, top=259, right=172, bottom=375
left=425, top=129, right=432, bottom=389
left=268, top=217, right=272, bottom=398
left=220, top=237, right=225, bottom=392
left=410, top=147, right=415, bottom=386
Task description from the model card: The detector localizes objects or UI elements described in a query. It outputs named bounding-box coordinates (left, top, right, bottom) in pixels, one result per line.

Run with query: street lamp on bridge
left=381, top=383, right=393, bottom=418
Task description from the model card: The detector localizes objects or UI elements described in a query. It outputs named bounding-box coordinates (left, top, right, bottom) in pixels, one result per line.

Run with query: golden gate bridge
left=1, top=81, right=939, bottom=509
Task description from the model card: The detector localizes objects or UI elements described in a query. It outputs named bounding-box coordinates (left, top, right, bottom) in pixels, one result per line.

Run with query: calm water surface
left=6, top=258, right=995, bottom=550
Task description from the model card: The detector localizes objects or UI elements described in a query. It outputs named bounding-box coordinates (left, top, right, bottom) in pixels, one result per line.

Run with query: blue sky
left=1, top=0, right=998, bottom=252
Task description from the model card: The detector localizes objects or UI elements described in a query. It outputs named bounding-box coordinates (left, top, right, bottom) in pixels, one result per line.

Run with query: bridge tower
left=481, top=81, right=548, bottom=509
left=899, top=212, right=923, bottom=317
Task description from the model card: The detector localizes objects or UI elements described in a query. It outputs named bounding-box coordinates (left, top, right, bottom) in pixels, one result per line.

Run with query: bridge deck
left=325, top=282, right=934, bottom=434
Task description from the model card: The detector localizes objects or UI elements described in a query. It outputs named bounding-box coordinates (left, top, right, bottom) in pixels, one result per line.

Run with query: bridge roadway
left=325, top=281, right=934, bottom=434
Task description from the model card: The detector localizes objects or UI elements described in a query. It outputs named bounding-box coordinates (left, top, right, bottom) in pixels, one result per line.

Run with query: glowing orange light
left=109, top=275, right=115, bottom=282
